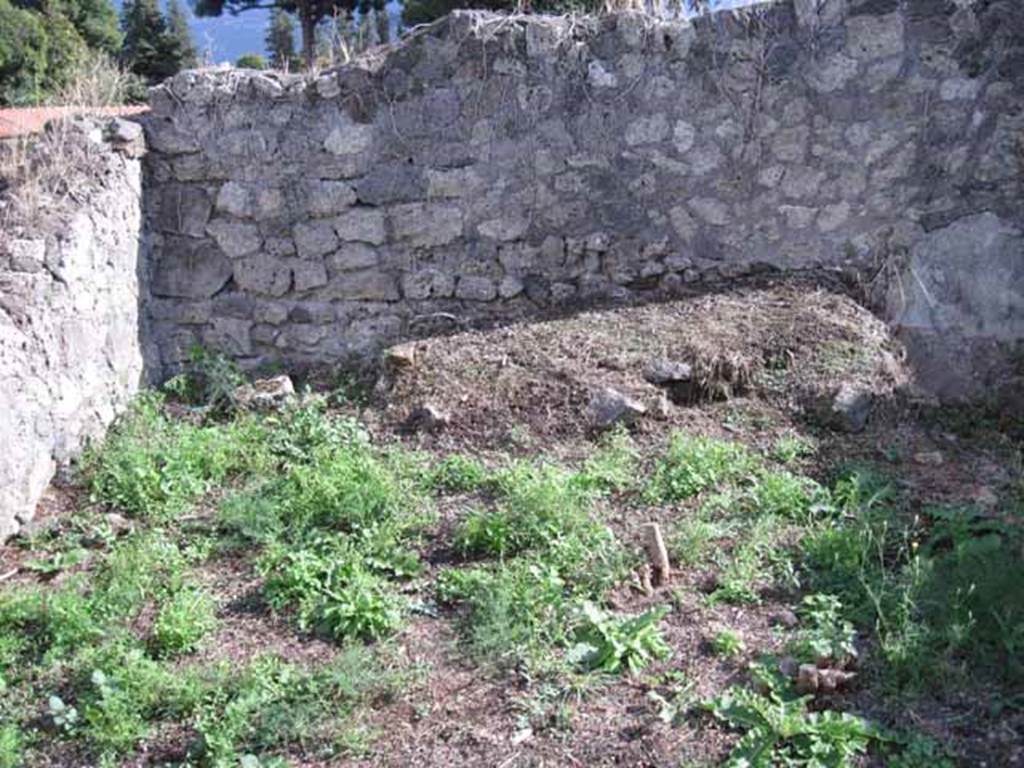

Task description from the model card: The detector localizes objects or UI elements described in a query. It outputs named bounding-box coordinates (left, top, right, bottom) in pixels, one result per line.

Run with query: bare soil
left=4, top=280, right=1022, bottom=767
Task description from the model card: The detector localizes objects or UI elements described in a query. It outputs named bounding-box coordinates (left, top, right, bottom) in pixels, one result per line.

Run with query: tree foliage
left=167, top=0, right=199, bottom=69
left=0, top=0, right=49, bottom=104
left=265, top=8, right=297, bottom=70
left=193, top=0, right=385, bottom=68
left=0, top=0, right=127, bottom=105
left=236, top=52, right=267, bottom=69
left=120, top=0, right=193, bottom=81
left=0, top=0, right=195, bottom=105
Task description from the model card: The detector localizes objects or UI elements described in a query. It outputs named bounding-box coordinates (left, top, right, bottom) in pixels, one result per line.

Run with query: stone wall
left=143, top=1, right=1023, bottom=385
left=1, top=2, right=1021, bottom=538
left=0, top=118, right=147, bottom=539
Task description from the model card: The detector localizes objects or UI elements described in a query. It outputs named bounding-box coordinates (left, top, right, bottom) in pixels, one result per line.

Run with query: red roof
left=0, top=105, right=150, bottom=139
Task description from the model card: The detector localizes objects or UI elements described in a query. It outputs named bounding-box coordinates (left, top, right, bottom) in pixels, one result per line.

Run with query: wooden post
left=641, top=523, right=671, bottom=588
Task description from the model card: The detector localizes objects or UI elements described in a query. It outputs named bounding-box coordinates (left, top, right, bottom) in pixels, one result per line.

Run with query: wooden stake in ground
left=641, top=523, right=671, bottom=587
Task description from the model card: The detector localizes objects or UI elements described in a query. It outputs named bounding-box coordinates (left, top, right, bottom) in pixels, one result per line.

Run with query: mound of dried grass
left=375, top=280, right=909, bottom=445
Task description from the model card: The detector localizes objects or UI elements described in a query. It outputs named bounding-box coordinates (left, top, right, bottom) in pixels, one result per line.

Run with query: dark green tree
left=193, top=0, right=385, bottom=70
left=166, top=0, right=198, bottom=69
left=120, top=0, right=187, bottom=81
left=265, top=8, right=296, bottom=70
left=54, top=0, right=122, bottom=55
left=2, top=2, right=105, bottom=102
left=0, top=0, right=49, bottom=104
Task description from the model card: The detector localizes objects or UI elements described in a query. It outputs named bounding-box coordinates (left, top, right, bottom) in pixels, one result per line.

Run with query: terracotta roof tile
left=0, top=105, right=149, bottom=139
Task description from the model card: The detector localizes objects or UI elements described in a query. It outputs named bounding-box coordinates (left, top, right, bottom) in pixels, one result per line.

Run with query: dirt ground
left=3, top=279, right=1022, bottom=767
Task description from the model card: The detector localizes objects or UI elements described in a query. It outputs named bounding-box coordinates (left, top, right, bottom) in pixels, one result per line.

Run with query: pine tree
left=265, top=8, right=296, bottom=70
left=61, top=0, right=123, bottom=56
left=120, top=0, right=189, bottom=81
left=166, top=0, right=197, bottom=69
left=121, top=0, right=167, bottom=78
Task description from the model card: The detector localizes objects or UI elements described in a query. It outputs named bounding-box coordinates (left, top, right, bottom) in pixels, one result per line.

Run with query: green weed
left=151, top=586, right=218, bottom=657
left=266, top=439, right=422, bottom=540
left=455, top=462, right=604, bottom=559
left=710, top=629, right=746, bottom=658
left=704, top=683, right=878, bottom=767
left=84, top=394, right=268, bottom=519
left=261, top=539, right=405, bottom=642
left=162, top=344, right=246, bottom=413
left=576, top=427, right=639, bottom=494
left=218, top=493, right=285, bottom=546
left=771, top=434, right=815, bottom=464
left=0, top=725, right=22, bottom=768
left=670, top=514, right=728, bottom=568
left=884, top=730, right=956, bottom=768
left=262, top=398, right=366, bottom=468
left=439, top=562, right=571, bottom=660
left=427, top=454, right=490, bottom=493
left=801, top=475, right=1024, bottom=690
left=568, top=602, right=671, bottom=675
left=194, top=649, right=407, bottom=765
left=746, top=471, right=820, bottom=521
left=63, top=641, right=203, bottom=760
left=711, top=515, right=788, bottom=605
left=790, top=594, right=856, bottom=665
left=646, top=434, right=756, bottom=503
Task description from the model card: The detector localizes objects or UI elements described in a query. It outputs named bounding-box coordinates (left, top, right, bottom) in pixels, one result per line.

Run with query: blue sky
left=117, top=0, right=768, bottom=66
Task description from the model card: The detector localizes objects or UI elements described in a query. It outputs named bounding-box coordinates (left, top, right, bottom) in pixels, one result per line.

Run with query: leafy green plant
left=802, top=484, right=1024, bottom=689
left=194, top=649, right=406, bottom=764
left=23, top=546, right=91, bottom=574
left=151, top=586, right=218, bottom=657
left=263, top=398, right=366, bottom=468
left=711, top=515, right=787, bottom=606
left=791, top=594, right=856, bottom=665
left=268, top=439, right=420, bottom=538
left=218, top=492, right=285, bottom=545
left=569, top=602, right=671, bottom=675
left=883, top=730, right=955, bottom=768
left=747, top=471, right=820, bottom=521
left=84, top=394, right=268, bottom=519
left=63, top=640, right=205, bottom=759
left=455, top=461, right=604, bottom=558
left=670, top=513, right=727, bottom=568
left=771, top=434, right=814, bottom=464
left=711, top=629, right=746, bottom=658
left=92, top=530, right=189, bottom=619
left=645, top=669, right=697, bottom=726
left=163, top=344, right=246, bottom=413
left=576, top=427, right=638, bottom=494
left=428, top=454, right=489, bottom=493
left=440, top=561, right=571, bottom=660
left=646, top=434, right=756, bottom=503
left=0, top=724, right=23, bottom=768
left=704, top=684, right=879, bottom=767
left=261, top=541, right=404, bottom=642
left=47, top=694, right=79, bottom=733
left=80, top=667, right=151, bottom=756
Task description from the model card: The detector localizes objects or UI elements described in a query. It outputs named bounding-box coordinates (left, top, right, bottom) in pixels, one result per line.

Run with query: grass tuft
left=646, top=434, right=756, bottom=503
